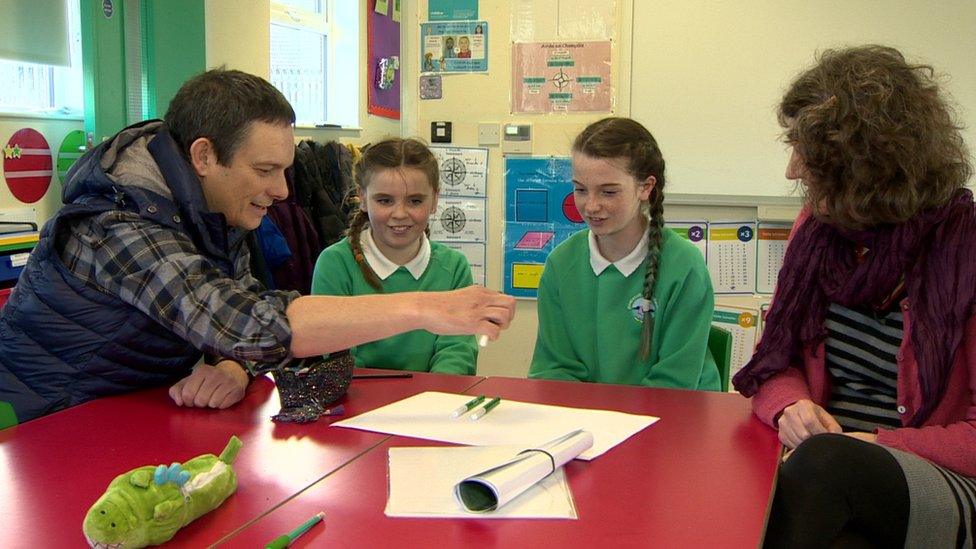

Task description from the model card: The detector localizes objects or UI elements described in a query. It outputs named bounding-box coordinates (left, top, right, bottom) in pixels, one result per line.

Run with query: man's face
left=196, top=121, right=294, bottom=230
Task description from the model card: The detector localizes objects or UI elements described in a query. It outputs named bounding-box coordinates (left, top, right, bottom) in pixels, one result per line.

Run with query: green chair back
left=708, top=325, right=733, bottom=392
left=0, top=401, right=17, bottom=430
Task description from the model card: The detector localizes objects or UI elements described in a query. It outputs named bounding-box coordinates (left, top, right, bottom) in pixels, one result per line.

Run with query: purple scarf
left=733, top=189, right=976, bottom=426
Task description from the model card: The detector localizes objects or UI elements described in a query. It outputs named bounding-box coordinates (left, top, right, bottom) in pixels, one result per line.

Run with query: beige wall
left=399, top=1, right=635, bottom=377
left=205, top=0, right=399, bottom=146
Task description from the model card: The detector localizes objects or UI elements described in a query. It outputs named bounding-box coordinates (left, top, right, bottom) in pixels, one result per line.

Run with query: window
left=0, top=0, right=83, bottom=117
left=270, top=0, right=359, bottom=128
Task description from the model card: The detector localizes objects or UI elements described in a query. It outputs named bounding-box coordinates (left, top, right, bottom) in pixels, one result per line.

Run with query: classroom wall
left=205, top=0, right=399, bottom=146
left=402, top=0, right=976, bottom=378
left=401, top=0, right=633, bottom=377
left=631, top=0, right=976, bottom=198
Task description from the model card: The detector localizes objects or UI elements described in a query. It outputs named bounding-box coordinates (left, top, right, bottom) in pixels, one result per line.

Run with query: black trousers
left=764, top=433, right=910, bottom=548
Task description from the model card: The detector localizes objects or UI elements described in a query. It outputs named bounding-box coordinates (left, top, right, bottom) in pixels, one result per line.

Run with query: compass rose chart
left=428, top=147, right=488, bottom=285
left=431, top=200, right=485, bottom=241
left=440, top=157, right=466, bottom=188
left=430, top=146, right=487, bottom=197
left=512, top=41, right=612, bottom=114
left=550, top=69, right=571, bottom=90
left=440, top=205, right=466, bottom=233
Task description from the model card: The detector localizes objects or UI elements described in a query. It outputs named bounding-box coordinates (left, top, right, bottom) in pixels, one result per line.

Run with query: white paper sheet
left=332, top=391, right=659, bottom=460
left=386, top=445, right=578, bottom=519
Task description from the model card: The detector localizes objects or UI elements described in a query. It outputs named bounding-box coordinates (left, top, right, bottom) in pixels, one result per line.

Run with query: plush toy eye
left=110, top=522, right=116, bottom=528
left=100, top=510, right=105, bottom=515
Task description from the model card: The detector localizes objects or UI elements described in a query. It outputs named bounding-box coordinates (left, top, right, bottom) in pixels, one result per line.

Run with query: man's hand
left=169, top=360, right=249, bottom=409
left=777, top=399, right=843, bottom=449
left=417, top=286, right=516, bottom=341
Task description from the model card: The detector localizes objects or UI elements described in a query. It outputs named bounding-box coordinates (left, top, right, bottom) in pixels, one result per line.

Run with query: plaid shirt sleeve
left=59, top=210, right=300, bottom=364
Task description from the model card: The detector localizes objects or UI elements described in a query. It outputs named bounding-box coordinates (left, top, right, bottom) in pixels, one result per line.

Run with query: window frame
left=270, top=0, right=359, bottom=129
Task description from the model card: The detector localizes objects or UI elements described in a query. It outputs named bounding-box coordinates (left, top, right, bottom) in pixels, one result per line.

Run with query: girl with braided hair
left=311, top=138, right=478, bottom=374
left=529, top=117, right=719, bottom=390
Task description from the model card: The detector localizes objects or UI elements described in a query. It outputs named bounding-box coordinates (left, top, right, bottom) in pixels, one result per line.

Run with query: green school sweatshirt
left=529, top=228, right=720, bottom=390
left=311, top=238, right=478, bottom=374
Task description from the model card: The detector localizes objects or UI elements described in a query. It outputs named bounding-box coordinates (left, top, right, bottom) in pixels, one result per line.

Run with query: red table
left=0, top=369, right=483, bottom=547
left=221, top=376, right=781, bottom=548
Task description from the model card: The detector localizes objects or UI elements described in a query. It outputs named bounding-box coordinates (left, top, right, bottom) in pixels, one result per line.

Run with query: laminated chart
left=431, top=146, right=488, bottom=197
left=755, top=222, right=792, bottom=294
left=712, top=305, right=760, bottom=391
left=443, top=242, right=487, bottom=286
left=512, top=41, right=612, bottom=113
left=707, top=222, right=757, bottom=294
left=420, top=20, right=488, bottom=73
left=430, top=198, right=486, bottom=243
left=665, top=221, right=708, bottom=261
left=429, top=147, right=488, bottom=285
left=504, top=157, right=584, bottom=298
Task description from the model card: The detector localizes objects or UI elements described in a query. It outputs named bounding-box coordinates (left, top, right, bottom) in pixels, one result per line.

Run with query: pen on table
left=265, top=511, right=325, bottom=549
left=351, top=373, right=413, bottom=379
left=322, top=404, right=344, bottom=416
left=470, top=397, right=501, bottom=421
left=450, top=395, right=486, bottom=418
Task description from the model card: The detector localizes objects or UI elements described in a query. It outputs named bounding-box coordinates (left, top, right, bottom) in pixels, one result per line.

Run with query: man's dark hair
left=164, top=68, right=296, bottom=165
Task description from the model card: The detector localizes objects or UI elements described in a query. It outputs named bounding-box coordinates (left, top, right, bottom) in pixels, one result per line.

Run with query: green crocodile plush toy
left=82, top=436, right=243, bottom=548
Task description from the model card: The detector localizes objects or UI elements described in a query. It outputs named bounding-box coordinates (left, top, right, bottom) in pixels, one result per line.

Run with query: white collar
left=361, top=228, right=431, bottom=280
left=588, top=229, right=649, bottom=277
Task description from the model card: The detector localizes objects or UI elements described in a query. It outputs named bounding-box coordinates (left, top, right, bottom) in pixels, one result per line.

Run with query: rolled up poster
left=454, top=429, right=593, bottom=512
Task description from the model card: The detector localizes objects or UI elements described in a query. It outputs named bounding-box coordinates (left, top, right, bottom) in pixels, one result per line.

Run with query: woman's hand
left=777, top=399, right=843, bottom=449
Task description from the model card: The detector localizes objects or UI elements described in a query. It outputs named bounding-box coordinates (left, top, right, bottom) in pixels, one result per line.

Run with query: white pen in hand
left=450, top=395, right=486, bottom=418
left=470, top=397, right=501, bottom=421
left=478, top=335, right=489, bottom=347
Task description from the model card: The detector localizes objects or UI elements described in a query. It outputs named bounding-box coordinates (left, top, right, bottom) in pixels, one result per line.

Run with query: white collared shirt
left=588, top=229, right=649, bottom=277
left=361, top=228, right=431, bottom=280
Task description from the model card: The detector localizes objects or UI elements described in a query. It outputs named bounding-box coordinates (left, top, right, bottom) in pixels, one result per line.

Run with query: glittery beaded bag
left=270, top=351, right=354, bottom=423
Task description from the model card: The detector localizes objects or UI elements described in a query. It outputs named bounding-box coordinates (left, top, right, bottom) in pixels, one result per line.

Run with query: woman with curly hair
left=733, top=46, right=976, bottom=547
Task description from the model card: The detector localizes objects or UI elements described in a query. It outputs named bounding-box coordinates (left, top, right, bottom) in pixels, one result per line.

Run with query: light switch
left=478, top=123, right=500, bottom=146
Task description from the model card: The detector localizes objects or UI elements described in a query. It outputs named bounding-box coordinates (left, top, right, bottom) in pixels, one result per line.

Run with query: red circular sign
left=3, top=128, right=52, bottom=203
left=562, top=192, right=583, bottom=223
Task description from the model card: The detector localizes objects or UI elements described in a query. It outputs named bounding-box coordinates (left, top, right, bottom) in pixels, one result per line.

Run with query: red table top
left=222, top=376, right=781, bottom=548
left=0, top=369, right=483, bottom=547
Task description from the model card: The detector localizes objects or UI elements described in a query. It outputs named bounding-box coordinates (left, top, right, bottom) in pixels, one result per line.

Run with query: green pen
left=470, top=397, right=502, bottom=421
left=450, top=395, right=486, bottom=418
left=265, top=511, right=325, bottom=549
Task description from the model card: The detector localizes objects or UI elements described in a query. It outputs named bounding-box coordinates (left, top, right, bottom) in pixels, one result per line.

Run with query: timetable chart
left=755, top=222, right=792, bottom=294
left=707, top=222, right=757, bottom=294
left=712, top=306, right=760, bottom=391
left=665, top=220, right=708, bottom=261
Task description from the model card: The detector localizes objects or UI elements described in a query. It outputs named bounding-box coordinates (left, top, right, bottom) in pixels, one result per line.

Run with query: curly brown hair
left=779, top=45, right=972, bottom=229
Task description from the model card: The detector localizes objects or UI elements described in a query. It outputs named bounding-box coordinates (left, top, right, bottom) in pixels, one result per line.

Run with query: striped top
left=825, top=302, right=904, bottom=431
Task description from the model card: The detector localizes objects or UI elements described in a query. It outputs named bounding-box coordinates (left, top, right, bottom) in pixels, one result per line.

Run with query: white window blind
left=0, top=0, right=70, bottom=66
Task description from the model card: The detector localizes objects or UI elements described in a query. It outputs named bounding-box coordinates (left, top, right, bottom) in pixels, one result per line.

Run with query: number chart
left=755, top=222, right=792, bottom=294
left=665, top=220, right=708, bottom=261
left=707, top=222, right=757, bottom=294
left=712, top=305, right=760, bottom=391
